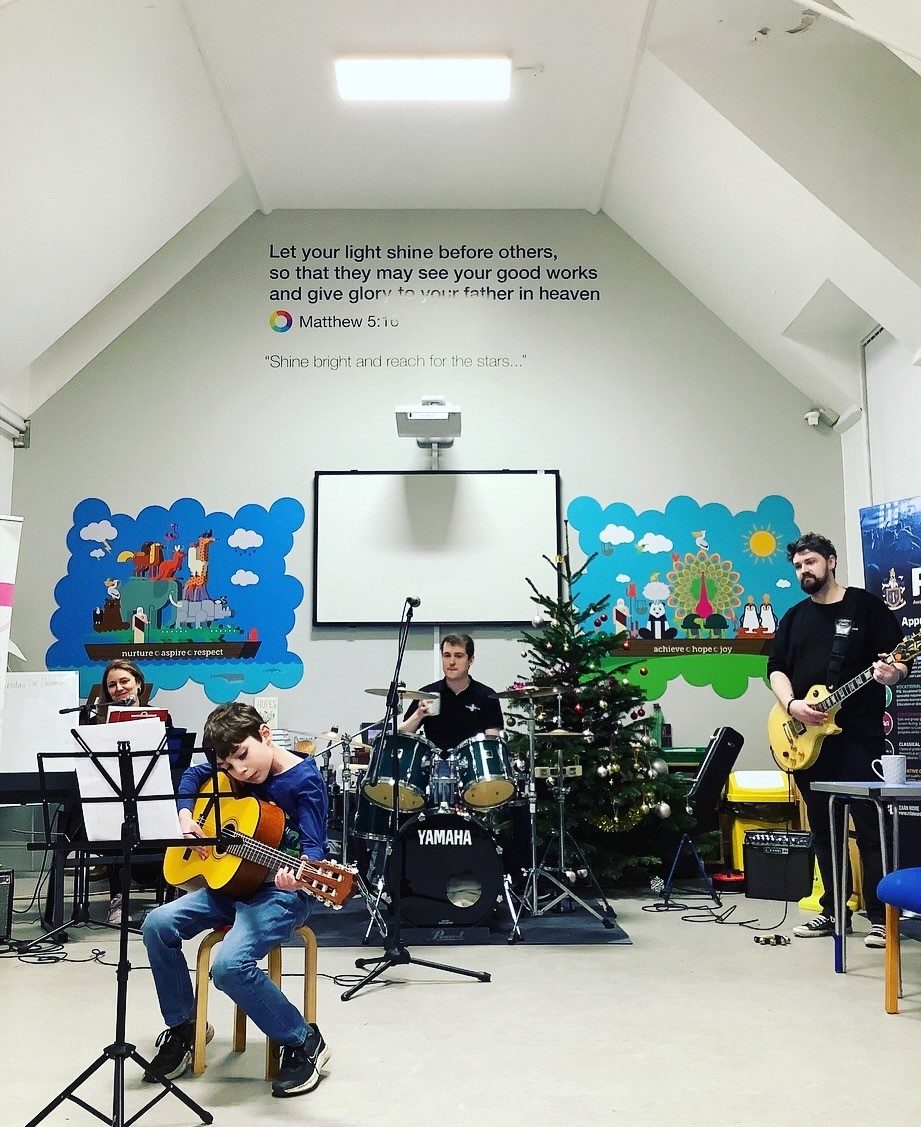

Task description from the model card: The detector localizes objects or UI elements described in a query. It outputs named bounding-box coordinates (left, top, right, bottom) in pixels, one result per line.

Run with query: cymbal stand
left=537, top=747, right=615, bottom=924
left=509, top=692, right=616, bottom=938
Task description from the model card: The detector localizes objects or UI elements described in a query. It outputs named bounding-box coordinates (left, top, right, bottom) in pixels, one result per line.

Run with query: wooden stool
left=193, top=925, right=317, bottom=1077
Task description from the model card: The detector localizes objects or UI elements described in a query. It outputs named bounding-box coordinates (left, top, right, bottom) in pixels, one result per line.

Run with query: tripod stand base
left=341, top=944, right=491, bottom=1001
left=661, top=832, right=721, bottom=906
left=25, top=1041, right=212, bottom=1127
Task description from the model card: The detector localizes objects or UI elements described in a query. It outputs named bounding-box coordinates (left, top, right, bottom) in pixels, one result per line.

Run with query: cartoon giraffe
left=183, top=531, right=215, bottom=602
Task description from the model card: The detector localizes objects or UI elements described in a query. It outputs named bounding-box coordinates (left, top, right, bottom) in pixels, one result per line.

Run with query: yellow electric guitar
left=163, top=786, right=355, bottom=908
left=768, top=630, right=921, bottom=773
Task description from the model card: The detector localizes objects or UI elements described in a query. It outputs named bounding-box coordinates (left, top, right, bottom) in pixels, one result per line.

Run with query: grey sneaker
left=792, top=913, right=851, bottom=938
left=864, top=924, right=886, bottom=948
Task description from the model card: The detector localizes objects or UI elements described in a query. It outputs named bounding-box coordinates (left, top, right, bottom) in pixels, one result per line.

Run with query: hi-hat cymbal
left=497, top=684, right=559, bottom=700
left=364, top=687, right=439, bottom=701
left=536, top=728, right=584, bottom=739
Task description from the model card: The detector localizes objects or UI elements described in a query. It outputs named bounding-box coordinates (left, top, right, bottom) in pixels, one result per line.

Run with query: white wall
left=865, top=329, right=921, bottom=505
left=10, top=210, right=845, bottom=767
left=0, top=0, right=241, bottom=382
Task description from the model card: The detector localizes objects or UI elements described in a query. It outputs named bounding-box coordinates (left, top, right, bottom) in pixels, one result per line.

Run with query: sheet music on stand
left=73, top=719, right=181, bottom=842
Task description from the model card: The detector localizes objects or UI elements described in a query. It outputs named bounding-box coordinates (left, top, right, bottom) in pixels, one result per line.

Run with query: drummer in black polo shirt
left=399, top=633, right=503, bottom=752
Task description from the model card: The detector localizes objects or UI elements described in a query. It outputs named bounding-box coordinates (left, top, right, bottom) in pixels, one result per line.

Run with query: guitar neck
left=223, top=830, right=315, bottom=879
left=818, top=662, right=882, bottom=712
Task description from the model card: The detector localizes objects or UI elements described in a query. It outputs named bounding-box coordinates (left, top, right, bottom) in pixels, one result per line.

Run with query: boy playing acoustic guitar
left=142, top=702, right=332, bottom=1097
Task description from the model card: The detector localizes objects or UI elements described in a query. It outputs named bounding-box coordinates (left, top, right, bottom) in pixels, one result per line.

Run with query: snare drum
left=363, top=732, right=434, bottom=812
left=453, top=735, right=515, bottom=809
left=428, top=756, right=460, bottom=809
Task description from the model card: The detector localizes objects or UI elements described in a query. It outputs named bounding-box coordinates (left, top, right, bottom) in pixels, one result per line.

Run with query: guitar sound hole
left=214, top=821, right=237, bottom=856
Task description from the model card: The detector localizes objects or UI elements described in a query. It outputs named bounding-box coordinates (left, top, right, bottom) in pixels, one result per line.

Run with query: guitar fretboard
left=222, top=829, right=312, bottom=878
left=817, top=664, right=878, bottom=712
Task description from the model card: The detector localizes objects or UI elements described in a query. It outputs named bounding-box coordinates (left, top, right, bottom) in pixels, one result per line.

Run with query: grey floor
left=2, top=889, right=918, bottom=1127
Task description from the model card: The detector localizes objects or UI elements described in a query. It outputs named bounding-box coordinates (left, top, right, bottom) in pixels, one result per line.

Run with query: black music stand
left=341, top=598, right=491, bottom=1001
left=661, top=726, right=744, bottom=906
left=25, top=728, right=216, bottom=1127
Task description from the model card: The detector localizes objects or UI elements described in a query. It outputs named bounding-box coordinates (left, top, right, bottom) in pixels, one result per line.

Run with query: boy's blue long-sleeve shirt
left=178, top=758, right=329, bottom=861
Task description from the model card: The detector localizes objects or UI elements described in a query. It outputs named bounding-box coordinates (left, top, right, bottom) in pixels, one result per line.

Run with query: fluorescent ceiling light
left=335, top=58, right=511, bottom=102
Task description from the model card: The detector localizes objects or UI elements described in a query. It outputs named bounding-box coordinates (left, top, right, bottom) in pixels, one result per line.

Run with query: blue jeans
left=142, top=885, right=314, bottom=1045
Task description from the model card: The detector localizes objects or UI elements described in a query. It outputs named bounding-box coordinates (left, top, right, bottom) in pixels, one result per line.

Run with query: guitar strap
left=825, top=588, right=855, bottom=690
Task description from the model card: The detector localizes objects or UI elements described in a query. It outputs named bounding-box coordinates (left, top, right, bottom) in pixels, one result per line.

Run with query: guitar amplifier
left=743, top=831, right=814, bottom=902
left=0, top=870, right=13, bottom=942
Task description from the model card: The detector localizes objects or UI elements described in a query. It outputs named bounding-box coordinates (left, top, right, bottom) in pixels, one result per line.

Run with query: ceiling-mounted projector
left=395, top=396, right=462, bottom=447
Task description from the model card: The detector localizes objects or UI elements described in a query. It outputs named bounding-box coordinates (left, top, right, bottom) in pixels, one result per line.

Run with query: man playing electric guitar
left=142, top=703, right=332, bottom=1097
left=768, top=534, right=911, bottom=948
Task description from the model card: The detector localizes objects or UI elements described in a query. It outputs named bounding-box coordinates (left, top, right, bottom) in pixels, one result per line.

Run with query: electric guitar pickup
left=768, top=630, right=921, bottom=773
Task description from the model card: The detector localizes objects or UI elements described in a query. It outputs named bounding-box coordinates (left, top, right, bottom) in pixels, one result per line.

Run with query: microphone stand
left=341, top=598, right=491, bottom=1001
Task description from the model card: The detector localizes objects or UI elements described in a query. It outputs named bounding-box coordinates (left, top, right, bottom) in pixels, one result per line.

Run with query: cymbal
left=365, top=687, right=439, bottom=701
left=536, top=728, right=584, bottom=739
left=496, top=684, right=558, bottom=700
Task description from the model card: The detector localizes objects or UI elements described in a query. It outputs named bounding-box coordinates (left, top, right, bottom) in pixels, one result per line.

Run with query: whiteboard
left=313, top=471, right=561, bottom=626
left=1, top=671, right=79, bottom=774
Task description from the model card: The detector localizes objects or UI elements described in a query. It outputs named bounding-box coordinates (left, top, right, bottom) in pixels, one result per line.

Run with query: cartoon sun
left=746, top=527, right=778, bottom=562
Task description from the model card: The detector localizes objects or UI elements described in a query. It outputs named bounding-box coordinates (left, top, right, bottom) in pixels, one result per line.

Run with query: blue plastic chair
left=876, top=867, right=921, bottom=1013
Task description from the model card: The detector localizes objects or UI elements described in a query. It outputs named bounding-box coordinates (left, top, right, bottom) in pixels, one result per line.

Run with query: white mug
left=871, top=754, right=907, bottom=784
left=423, top=694, right=441, bottom=717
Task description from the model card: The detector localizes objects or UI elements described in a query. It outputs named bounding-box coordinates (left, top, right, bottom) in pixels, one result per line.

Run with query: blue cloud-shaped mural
left=47, top=497, right=305, bottom=703
left=566, top=494, right=802, bottom=697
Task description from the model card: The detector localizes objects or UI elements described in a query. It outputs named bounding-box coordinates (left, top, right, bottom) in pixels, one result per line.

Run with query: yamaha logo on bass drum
left=417, top=827, right=473, bottom=846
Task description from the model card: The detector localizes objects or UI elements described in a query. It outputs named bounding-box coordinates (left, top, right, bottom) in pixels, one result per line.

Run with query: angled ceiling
left=1, top=0, right=919, bottom=423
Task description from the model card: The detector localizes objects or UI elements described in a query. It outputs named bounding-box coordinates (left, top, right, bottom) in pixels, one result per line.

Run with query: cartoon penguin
left=740, top=595, right=760, bottom=633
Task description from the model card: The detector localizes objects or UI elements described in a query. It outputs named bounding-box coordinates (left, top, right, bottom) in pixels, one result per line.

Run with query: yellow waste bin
left=726, top=771, right=797, bottom=870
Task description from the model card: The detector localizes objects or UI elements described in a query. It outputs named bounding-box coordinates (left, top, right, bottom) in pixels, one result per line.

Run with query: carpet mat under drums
left=293, top=898, right=631, bottom=948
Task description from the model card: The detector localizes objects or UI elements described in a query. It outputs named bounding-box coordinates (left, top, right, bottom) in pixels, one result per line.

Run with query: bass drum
left=387, top=811, right=503, bottom=928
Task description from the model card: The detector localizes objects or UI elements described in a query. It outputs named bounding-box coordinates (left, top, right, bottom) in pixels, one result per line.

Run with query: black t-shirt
left=404, top=677, right=504, bottom=753
left=767, top=587, right=905, bottom=732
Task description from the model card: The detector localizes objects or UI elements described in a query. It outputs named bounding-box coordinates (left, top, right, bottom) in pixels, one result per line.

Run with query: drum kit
left=336, top=688, right=519, bottom=934
left=317, top=680, right=615, bottom=939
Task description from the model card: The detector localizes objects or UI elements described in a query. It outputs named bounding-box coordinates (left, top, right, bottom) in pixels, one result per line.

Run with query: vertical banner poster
left=860, top=495, right=921, bottom=756
left=861, top=495, right=921, bottom=865
left=0, top=515, right=24, bottom=759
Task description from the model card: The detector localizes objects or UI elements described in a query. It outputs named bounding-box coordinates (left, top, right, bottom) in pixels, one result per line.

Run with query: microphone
left=406, top=596, right=422, bottom=607
left=59, top=705, right=89, bottom=715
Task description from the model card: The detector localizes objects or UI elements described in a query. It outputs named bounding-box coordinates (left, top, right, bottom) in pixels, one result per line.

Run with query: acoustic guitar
left=163, top=786, right=355, bottom=908
left=768, top=630, right=921, bottom=773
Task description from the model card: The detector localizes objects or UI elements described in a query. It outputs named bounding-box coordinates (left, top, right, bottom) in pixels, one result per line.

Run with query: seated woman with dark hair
left=101, top=659, right=146, bottom=709
left=94, top=660, right=159, bottom=923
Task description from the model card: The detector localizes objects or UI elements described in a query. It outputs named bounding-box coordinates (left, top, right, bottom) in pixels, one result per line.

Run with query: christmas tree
left=505, top=543, right=693, bottom=883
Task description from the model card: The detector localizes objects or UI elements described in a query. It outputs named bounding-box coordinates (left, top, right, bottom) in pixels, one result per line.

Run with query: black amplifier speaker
left=743, top=831, right=814, bottom=902
left=0, top=870, right=13, bottom=942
